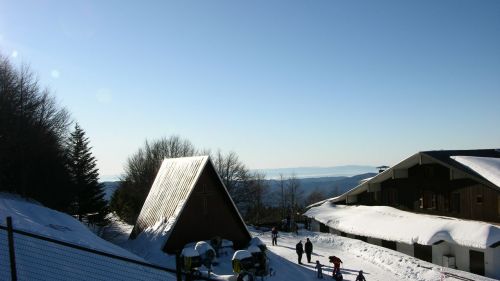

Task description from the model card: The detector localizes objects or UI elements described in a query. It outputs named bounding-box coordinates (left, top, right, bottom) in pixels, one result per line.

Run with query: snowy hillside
left=0, top=193, right=175, bottom=281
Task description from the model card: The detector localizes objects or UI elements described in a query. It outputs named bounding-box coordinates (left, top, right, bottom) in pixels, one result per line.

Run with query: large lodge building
left=306, top=149, right=500, bottom=278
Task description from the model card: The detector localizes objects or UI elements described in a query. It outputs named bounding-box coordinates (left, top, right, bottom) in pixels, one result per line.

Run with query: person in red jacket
left=328, top=256, right=343, bottom=277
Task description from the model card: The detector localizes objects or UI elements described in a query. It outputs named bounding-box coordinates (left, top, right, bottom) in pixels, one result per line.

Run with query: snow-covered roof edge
left=156, top=156, right=209, bottom=250
left=305, top=202, right=500, bottom=249
left=131, top=156, right=209, bottom=240
left=451, top=156, right=500, bottom=188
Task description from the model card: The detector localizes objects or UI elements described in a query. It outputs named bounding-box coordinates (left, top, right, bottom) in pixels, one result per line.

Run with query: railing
left=1, top=217, right=215, bottom=281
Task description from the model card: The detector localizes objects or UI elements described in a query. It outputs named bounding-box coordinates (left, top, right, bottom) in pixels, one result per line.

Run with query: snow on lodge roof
left=305, top=203, right=500, bottom=249
left=0, top=193, right=175, bottom=281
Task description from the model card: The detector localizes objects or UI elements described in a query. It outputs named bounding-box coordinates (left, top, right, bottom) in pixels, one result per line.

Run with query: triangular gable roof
left=129, top=156, right=251, bottom=252
left=310, top=149, right=500, bottom=206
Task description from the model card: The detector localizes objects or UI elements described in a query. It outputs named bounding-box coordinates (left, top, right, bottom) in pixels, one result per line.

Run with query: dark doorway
left=469, top=250, right=484, bottom=276
left=382, top=240, right=397, bottom=251
left=414, top=244, right=432, bottom=262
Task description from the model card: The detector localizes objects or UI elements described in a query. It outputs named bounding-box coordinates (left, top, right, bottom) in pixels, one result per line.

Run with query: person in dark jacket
left=295, top=240, right=304, bottom=264
left=355, top=270, right=366, bottom=281
left=304, top=238, right=313, bottom=263
left=315, top=260, right=323, bottom=279
left=271, top=227, right=278, bottom=246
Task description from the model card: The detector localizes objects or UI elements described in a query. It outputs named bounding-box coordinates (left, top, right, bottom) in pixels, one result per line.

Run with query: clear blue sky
left=1, top=0, right=499, bottom=179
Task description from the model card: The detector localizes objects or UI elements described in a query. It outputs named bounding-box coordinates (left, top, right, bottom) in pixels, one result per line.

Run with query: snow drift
left=305, top=202, right=500, bottom=249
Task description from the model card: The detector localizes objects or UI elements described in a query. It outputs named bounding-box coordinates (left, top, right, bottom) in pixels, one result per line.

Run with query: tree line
left=0, top=56, right=107, bottom=223
left=109, top=135, right=326, bottom=227
left=1, top=53, right=327, bottom=229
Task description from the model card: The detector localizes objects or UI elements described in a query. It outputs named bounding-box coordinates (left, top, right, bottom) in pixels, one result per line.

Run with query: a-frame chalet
left=129, top=156, right=252, bottom=254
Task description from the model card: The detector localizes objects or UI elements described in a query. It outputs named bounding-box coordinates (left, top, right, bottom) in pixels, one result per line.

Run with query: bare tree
left=111, top=135, right=196, bottom=223
left=0, top=56, right=73, bottom=211
left=286, top=174, right=303, bottom=223
left=305, top=188, right=327, bottom=207
left=211, top=150, right=251, bottom=207
left=278, top=174, right=287, bottom=219
left=246, top=172, right=268, bottom=224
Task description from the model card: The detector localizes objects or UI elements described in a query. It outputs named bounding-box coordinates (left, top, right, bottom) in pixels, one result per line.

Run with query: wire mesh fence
left=0, top=217, right=215, bottom=281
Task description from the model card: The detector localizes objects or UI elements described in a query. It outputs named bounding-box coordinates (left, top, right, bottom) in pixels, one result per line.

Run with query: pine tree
left=67, top=123, right=107, bottom=223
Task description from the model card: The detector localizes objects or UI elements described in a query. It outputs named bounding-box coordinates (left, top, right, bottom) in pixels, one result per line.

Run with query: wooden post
left=6, top=217, right=18, bottom=281
left=175, top=252, right=182, bottom=281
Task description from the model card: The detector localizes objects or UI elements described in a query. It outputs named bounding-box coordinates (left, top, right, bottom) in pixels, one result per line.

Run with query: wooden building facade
left=340, top=149, right=500, bottom=223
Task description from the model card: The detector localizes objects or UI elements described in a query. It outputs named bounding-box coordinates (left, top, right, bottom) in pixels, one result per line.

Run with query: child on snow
left=315, top=260, right=323, bottom=279
left=355, top=270, right=366, bottom=281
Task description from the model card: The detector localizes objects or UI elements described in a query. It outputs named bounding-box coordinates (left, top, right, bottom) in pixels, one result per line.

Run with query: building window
left=476, top=195, right=483, bottom=204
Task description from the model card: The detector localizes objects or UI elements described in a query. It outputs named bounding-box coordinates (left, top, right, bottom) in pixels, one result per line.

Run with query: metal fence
left=1, top=217, right=215, bottom=281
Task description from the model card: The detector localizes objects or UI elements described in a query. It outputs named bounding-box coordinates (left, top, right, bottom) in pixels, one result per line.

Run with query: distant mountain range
left=263, top=173, right=377, bottom=205
left=254, top=165, right=377, bottom=179
left=102, top=165, right=378, bottom=204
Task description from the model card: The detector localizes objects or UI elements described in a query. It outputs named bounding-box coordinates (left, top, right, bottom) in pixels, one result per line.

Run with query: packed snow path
left=255, top=229, right=495, bottom=281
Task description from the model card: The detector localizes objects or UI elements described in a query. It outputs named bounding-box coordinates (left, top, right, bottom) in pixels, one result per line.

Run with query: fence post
left=175, top=252, right=182, bottom=281
left=6, top=217, right=18, bottom=281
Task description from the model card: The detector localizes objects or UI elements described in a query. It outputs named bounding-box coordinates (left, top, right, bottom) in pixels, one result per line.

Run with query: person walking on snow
left=305, top=238, right=313, bottom=263
left=315, top=260, right=323, bottom=279
left=271, top=227, right=278, bottom=246
left=355, top=270, right=366, bottom=281
left=329, top=256, right=343, bottom=277
left=295, top=240, right=304, bottom=264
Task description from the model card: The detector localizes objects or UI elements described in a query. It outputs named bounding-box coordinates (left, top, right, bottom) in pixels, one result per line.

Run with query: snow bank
left=195, top=241, right=215, bottom=255
left=0, top=193, right=175, bottom=281
left=126, top=200, right=185, bottom=261
left=233, top=250, right=252, bottom=260
left=0, top=193, right=138, bottom=259
left=181, top=247, right=199, bottom=257
left=452, top=156, right=500, bottom=187
left=305, top=203, right=500, bottom=249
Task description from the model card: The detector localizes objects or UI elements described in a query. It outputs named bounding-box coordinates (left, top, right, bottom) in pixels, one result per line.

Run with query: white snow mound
left=305, top=203, right=500, bottom=249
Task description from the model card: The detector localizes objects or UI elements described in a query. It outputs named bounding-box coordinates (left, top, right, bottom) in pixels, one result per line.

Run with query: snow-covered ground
left=254, top=229, right=497, bottom=281
left=102, top=215, right=496, bottom=281
left=1, top=193, right=495, bottom=281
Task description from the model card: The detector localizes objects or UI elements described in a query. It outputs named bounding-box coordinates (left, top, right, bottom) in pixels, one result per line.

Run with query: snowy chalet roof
left=309, top=149, right=500, bottom=207
left=304, top=202, right=500, bottom=249
left=129, top=156, right=251, bottom=253
left=131, top=156, right=209, bottom=238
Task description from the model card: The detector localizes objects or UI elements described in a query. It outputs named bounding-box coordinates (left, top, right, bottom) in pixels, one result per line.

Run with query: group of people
left=294, top=238, right=314, bottom=264
left=270, top=227, right=366, bottom=280
left=296, top=238, right=366, bottom=281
